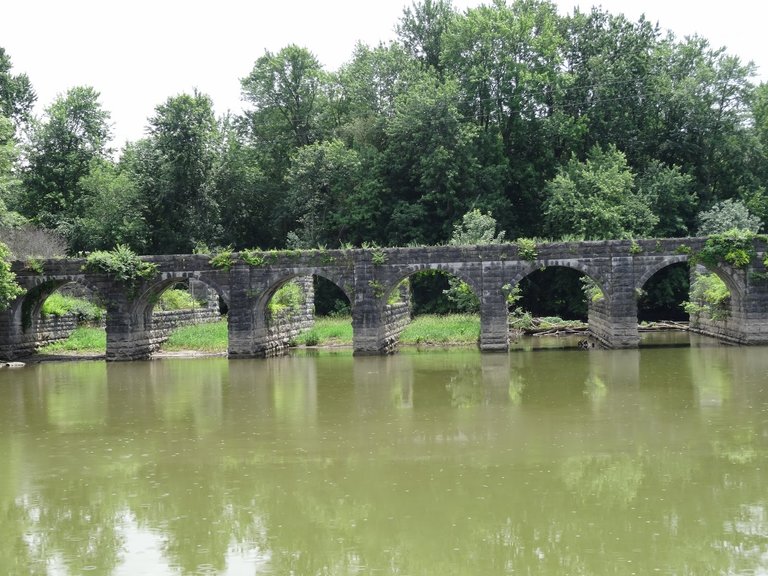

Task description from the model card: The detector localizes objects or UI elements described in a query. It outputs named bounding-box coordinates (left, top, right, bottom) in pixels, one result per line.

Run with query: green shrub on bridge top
left=83, top=244, right=158, bottom=285
left=696, top=229, right=760, bottom=269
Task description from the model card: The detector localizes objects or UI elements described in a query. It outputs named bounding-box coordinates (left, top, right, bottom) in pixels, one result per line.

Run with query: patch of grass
left=155, top=288, right=200, bottom=311
left=42, top=293, right=104, bottom=322
left=163, top=319, right=228, bottom=352
left=294, top=316, right=353, bottom=346
left=400, top=314, right=480, bottom=345
left=39, top=326, right=106, bottom=353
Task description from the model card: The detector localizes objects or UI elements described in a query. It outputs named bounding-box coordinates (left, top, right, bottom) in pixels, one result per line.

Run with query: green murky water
left=1, top=338, right=768, bottom=575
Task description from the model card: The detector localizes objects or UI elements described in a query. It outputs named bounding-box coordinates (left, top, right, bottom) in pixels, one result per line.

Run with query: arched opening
left=517, top=267, right=592, bottom=320
left=301, top=275, right=354, bottom=346
left=387, top=268, right=481, bottom=346
left=139, top=278, right=226, bottom=354
left=262, top=274, right=352, bottom=349
left=26, top=280, right=108, bottom=356
left=682, top=264, right=741, bottom=341
left=513, top=267, right=606, bottom=343
left=637, top=262, right=690, bottom=322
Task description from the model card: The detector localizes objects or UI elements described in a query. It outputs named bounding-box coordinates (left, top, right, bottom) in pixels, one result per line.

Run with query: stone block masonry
left=2, top=237, right=767, bottom=360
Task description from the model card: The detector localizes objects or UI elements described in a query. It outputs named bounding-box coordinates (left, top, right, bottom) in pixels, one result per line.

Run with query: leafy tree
left=657, top=38, right=757, bottom=204
left=241, top=45, right=326, bottom=149
left=637, top=161, right=696, bottom=237
left=543, top=144, right=657, bottom=239
left=0, top=47, right=36, bottom=132
left=285, top=139, right=367, bottom=247
left=0, top=115, right=25, bottom=227
left=697, top=198, right=762, bottom=235
left=441, top=0, right=566, bottom=232
left=561, top=9, right=666, bottom=166
left=214, top=119, right=276, bottom=249
left=381, top=76, right=484, bottom=244
left=335, top=42, right=420, bottom=148
left=69, top=158, right=147, bottom=253
left=20, top=86, right=111, bottom=237
left=448, top=208, right=506, bottom=246
left=134, top=91, right=222, bottom=254
left=397, top=0, right=456, bottom=72
left=0, top=240, right=24, bottom=310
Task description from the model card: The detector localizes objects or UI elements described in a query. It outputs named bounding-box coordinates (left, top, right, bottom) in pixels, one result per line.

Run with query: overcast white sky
left=4, top=0, right=767, bottom=148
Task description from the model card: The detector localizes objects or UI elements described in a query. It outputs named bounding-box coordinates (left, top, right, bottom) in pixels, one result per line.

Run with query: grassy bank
left=37, top=314, right=482, bottom=355
left=38, top=326, right=107, bottom=354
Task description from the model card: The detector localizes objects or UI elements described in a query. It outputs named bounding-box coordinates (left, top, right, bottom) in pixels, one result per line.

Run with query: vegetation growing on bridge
left=0, top=241, right=24, bottom=310
left=83, top=245, right=158, bottom=285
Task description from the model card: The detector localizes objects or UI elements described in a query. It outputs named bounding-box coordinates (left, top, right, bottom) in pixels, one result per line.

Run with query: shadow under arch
left=511, top=263, right=611, bottom=320
left=382, top=263, right=482, bottom=311
left=634, top=255, right=745, bottom=325
left=634, top=255, right=691, bottom=324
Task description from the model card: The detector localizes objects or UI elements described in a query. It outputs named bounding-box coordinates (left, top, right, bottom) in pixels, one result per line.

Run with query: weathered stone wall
left=379, top=282, right=413, bottom=353
left=260, top=276, right=316, bottom=357
left=3, top=236, right=767, bottom=361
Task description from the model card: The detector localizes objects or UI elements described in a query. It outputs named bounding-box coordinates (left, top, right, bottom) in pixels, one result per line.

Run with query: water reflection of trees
left=1, top=349, right=768, bottom=574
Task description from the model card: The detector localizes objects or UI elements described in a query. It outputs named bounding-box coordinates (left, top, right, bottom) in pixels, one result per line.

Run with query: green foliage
left=209, top=247, right=234, bottom=271
left=9, top=2, right=768, bottom=266
left=448, top=209, right=506, bottom=246
left=240, top=248, right=266, bottom=267
left=400, top=314, right=480, bottom=345
left=0, top=48, right=36, bottom=130
left=444, top=276, right=478, bottom=313
left=387, top=279, right=410, bottom=305
left=83, top=244, right=158, bottom=285
left=368, top=280, right=385, bottom=298
left=684, top=272, right=731, bottom=321
left=68, top=157, right=147, bottom=253
left=698, top=199, right=762, bottom=235
left=371, top=246, right=387, bottom=265
left=580, top=276, right=605, bottom=303
left=25, top=257, right=43, bottom=274
left=163, top=320, right=227, bottom=352
left=697, top=229, right=758, bottom=269
left=543, top=145, right=657, bottom=240
left=0, top=240, right=24, bottom=309
left=286, top=140, right=366, bottom=247
left=294, top=316, right=353, bottom=346
left=155, top=288, right=200, bottom=311
left=38, top=326, right=106, bottom=353
left=135, top=91, right=222, bottom=254
left=268, top=281, right=305, bottom=316
left=41, top=293, right=104, bottom=322
left=516, top=238, right=538, bottom=261
left=629, top=240, right=643, bottom=255
left=20, top=86, right=112, bottom=234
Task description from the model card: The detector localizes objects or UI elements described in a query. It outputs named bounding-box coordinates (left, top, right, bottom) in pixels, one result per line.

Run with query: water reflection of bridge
left=2, top=237, right=767, bottom=360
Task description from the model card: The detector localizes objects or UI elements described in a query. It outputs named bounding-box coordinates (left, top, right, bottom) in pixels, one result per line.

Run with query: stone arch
left=379, top=263, right=482, bottom=314
left=132, top=274, right=227, bottom=329
left=256, top=270, right=351, bottom=316
left=635, top=255, right=690, bottom=292
left=634, top=258, right=692, bottom=323
left=20, top=276, right=107, bottom=332
left=510, top=261, right=611, bottom=310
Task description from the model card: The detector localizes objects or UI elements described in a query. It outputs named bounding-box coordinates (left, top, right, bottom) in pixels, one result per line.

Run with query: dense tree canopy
left=1, top=0, right=767, bottom=258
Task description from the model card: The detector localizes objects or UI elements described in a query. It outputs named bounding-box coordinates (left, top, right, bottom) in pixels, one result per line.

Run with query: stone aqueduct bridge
left=2, top=237, right=768, bottom=361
